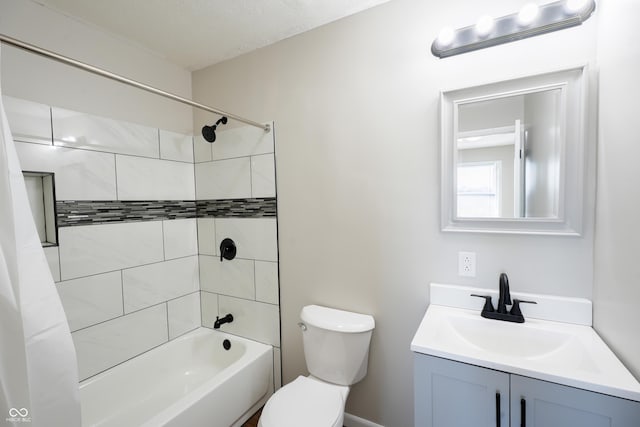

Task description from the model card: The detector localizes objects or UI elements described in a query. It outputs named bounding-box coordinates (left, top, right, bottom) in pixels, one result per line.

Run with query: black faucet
left=471, top=273, right=537, bottom=323
left=497, top=272, right=512, bottom=314
left=214, top=313, right=234, bottom=329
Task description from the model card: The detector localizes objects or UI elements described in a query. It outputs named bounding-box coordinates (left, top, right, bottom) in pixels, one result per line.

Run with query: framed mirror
left=441, top=66, right=588, bottom=235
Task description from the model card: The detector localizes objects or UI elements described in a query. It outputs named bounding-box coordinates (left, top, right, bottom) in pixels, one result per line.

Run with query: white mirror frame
left=441, top=66, right=588, bottom=235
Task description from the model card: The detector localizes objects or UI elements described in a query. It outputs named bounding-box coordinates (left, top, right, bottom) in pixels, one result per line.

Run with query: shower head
left=201, top=116, right=228, bottom=143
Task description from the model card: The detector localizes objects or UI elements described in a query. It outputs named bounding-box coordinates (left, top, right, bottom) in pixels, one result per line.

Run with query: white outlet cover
left=458, top=251, right=476, bottom=277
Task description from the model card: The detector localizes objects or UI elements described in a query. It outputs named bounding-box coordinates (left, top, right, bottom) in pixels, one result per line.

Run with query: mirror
left=441, top=67, right=588, bottom=235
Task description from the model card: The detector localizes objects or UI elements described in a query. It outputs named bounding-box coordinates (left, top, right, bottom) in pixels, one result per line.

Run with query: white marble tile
left=251, top=153, right=276, bottom=198
left=199, top=255, right=255, bottom=299
left=59, top=221, right=164, bottom=280
left=116, top=155, right=195, bottom=200
left=57, top=271, right=123, bottom=332
left=163, top=219, right=198, bottom=260
left=213, top=123, right=274, bottom=160
left=215, top=218, right=278, bottom=262
left=217, top=295, right=280, bottom=346
left=2, top=96, right=52, bottom=145
left=43, top=245, right=61, bottom=282
left=197, top=218, right=216, bottom=256
left=15, top=142, right=117, bottom=200
left=274, top=347, right=282, bottom=391
left=201, top=291, right=219, bottom=328
left=159, top=130, right=193, bottom=163
left=72, top=304, right=168, bottom=380
left=255, top=261, right=279, bottom=304
left=52, top=107, right=159, bottom=158
left=194, top=134, right=212, bottom=163
left=195, top=158, right=251, bottom=200
left=168, top=292, right=201, bottom=340
left=122, top=256, right=199, bottom=313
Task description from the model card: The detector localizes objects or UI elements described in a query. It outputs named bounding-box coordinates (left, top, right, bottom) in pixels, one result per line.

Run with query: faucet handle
left=471, top=294, right=495, bottom=313
left=510, top=299, right=537, bottom=317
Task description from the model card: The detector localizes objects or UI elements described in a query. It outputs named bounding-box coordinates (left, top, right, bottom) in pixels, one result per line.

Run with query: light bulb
left=517, top=3, right=539, bottom=26
left=564, top=0, right=590, bottom=13
left=475, top=15, right=494, bottom=38
left=436, top=26, right=455, bottom=47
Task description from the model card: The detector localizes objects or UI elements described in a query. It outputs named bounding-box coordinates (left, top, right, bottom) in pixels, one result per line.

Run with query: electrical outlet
left=458, top=251, right=476, bottom=277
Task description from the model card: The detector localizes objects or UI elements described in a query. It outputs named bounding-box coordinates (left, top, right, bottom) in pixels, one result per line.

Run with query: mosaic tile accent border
left=56, top=200, right=197, bottom=227
left=56, top=198, right=277, bottom=227
left=196, top=198, right=277, bottom=218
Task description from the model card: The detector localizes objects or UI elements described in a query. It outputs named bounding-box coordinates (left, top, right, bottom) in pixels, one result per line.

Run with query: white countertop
left=411, top=285, right=640, bottom=402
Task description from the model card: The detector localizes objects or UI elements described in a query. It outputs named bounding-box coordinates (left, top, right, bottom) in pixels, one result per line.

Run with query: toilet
left=258, top=305, right=375, bottom=427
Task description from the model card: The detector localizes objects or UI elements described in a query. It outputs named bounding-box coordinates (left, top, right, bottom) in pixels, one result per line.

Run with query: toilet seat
left=259, top=376, right=346, bottom=427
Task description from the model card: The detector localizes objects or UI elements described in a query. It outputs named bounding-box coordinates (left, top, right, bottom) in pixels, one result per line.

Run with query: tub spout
left=214, top=314, right=234, bottom=329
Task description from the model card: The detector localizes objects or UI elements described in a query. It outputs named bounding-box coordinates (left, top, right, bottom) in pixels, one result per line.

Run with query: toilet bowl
left=258, top=305, right=375, bottom=427
left=257, top=376, right=349, bottom=427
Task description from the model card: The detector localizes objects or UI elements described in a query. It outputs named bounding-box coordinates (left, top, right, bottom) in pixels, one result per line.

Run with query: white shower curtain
left=0, top=48, right=81, bottom=426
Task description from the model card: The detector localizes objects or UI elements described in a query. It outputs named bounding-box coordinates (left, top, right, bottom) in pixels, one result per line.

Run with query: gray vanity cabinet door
left=415, top=354, right=509, bottom=427
left=511, top=375, right=640, bottom=427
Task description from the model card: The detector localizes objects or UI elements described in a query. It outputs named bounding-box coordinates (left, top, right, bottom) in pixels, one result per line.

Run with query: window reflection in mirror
left=456, top=88, right=562, bottom=219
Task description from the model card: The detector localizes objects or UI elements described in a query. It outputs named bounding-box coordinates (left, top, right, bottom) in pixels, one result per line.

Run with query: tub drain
left=223, top=339, right=231, bottom=350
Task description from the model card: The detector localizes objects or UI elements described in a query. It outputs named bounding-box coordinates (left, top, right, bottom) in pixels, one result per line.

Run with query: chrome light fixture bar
left=431, top=0, right=596, bottom=58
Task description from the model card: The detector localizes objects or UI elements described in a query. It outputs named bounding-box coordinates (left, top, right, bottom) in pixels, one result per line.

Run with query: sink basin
left=444, top=312, right=571, bottom=359
left=411, top=303, right=640, bottom=401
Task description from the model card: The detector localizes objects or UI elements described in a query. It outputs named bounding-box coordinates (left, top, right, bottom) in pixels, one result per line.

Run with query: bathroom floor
left=242, top=408, right=262, bottom=427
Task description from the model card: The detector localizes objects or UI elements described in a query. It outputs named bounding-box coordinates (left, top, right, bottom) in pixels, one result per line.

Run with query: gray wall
left=524, top=90, right=561, bottom=218
left=0, top=0, right=192, bottom=133
left=593, top=0, right=640, bottom=381
left=193, top=0, right=597, bottom=425
left=458, top=96, right=524, bottom=132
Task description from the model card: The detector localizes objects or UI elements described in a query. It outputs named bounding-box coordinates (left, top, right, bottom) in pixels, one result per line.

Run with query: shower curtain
left=0, top=48, right=81, bottom=426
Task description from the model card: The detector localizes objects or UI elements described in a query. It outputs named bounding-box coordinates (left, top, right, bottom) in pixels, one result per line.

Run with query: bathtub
left=79, top=328, right=274, bottom=427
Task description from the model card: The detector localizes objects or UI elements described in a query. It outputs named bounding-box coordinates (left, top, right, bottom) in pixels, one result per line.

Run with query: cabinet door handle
left=520, top=398, right=526, bottom=427
left=495, top=392, right=501, bottom=427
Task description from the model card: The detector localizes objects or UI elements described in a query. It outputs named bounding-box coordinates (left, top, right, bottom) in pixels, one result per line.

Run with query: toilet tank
left=300, top=305, right=375, bottom=386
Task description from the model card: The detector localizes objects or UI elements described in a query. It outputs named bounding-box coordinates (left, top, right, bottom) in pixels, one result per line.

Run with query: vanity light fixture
left=475, top=15, right=495, bottom=38
left=517, top=3, right=540, bottom=26
left=431, top=0, right=596, bottom=58
left=436, top=26, right=456, bottom=47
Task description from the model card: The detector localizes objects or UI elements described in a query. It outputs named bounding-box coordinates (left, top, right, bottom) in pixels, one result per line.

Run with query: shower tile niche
left=23, top=171, right=57, bottom=246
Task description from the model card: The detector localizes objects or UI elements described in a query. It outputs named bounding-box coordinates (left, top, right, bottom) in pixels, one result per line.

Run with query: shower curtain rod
left=0, top=33, right=270, bottom=132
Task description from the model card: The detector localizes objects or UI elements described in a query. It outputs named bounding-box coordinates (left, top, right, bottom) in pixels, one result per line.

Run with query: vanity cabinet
left=415, top=354, right=640, bottom=427
left=511, top=375, right=640, bottom=427
left=415, top=354, right=509, bottom=427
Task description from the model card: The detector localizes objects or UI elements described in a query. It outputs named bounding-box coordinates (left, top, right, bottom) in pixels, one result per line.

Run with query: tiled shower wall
left=194, top=124, right=281, bottom=389
left=4, top=95, right=281, bottom=386
left=5, top=95, right=200, bottom=381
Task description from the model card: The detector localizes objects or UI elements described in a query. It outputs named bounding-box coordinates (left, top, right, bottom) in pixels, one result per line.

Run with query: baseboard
left=344, top=412, right=385, bottom=427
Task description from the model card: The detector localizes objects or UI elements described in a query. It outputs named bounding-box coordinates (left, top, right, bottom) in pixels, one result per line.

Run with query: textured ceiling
left=33, top=0, right=391, bottom=71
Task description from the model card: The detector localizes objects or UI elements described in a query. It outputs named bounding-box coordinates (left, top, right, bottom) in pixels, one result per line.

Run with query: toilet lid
left=260, top=376, right=344, bottom=427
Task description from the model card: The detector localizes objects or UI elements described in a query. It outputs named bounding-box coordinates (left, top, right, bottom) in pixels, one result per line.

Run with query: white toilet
left=258, top=305, right=375, bottom=427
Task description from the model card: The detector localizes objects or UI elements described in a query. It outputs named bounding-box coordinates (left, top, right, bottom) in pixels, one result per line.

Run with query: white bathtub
left=79, top=328, right=274, bottom=427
